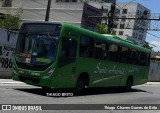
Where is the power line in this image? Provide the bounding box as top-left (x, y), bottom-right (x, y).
top-left (24, 9), bottom-right (59, 21)
top-left (23, 1), bottom-right (59, 21)
top-left (114, 0), bottom-right (132, 10)
top-left (3, 1), bottom-right (81, 24)
top-left (119, 0), bottom-right (136, 9)
top-left (146, 37), bottom-right (160, 44)
top-left (147, 31), bottom-right (160, 39)
top-left (146, 38), bottom-right (160, 44)
top-left (101, 1), bottom-right (111, 9)
top-left (31, 0), bottom-right (81, 20)
top-left (7, 1), bottom-right (58, 21)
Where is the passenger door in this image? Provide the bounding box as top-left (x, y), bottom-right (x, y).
top-left (57, 36), bottom-right (77, 88)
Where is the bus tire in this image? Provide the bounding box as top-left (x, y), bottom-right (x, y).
top-left (125, 77), bottom-right (133, 91)
top-left (74, 77), bottom-right (85, 95)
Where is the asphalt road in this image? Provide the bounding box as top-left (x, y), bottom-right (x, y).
top-left (0, 79), bottom-right (160, 113)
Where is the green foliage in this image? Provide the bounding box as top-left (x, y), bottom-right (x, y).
top-left (96, 23), bottom-right (107, 34)
top-left (143, 42), bottom-right (153, 49)
top-left (111, 30), bottom-right (116, 35)
top-left (96, 23), bottom-right (117, 35)
top-left (0, 8), bottom-right (23, 30)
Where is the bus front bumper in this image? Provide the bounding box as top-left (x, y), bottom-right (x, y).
top-left (12, 71), bottom-right (57, 88)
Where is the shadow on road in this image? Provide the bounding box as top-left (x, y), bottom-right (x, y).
top-left (14, 87), bottom-right (149, 97)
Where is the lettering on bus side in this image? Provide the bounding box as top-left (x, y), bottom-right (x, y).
top-left (128, 67), bottom-right (139, 73)
top-left (94, 63), bottom-right (125, 75)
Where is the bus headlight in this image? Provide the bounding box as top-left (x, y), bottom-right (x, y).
top-left (44, 69), bottom-right (55, 78)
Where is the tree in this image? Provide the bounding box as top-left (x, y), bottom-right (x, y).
top-left (143, 42), bottom-right (153, 50)
top-left (110, 30), bottom-right (116, 35)
top-left (96, 23), bottom-right (107, 34)
top-left (0, 8), bottom-right (23, 30)
top-left (96, 23), bottom-right (116, 35)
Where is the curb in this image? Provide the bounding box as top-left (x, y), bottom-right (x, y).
top-left (0, 76), bottom-right (12, 79)
top-left (0, 81), bottom-right (23, 84)
top-left (0, 73), bottom-right (12, 79)
top-left (146, 82), bottom-right (160, 85)
top-left (0, 79), bottom-right (23, 84)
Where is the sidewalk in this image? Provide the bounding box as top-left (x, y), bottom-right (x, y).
top-left (146, 82), bottom-right (160, 85)
top-left (0, 79), bottom-right (160, 85)
top-left (0, 79), bottom-right (23, 84)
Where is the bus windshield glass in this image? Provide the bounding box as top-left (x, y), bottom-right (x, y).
top-left (16, 23), bottom-right (61, 65)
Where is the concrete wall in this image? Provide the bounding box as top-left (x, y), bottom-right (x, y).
top-left (148, 60), bottom-right (160, 82)
top-left (0, 29), bottom-right (18, 78)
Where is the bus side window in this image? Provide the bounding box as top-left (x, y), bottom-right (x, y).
top-left (139, 52), bottom-right (147, 66)
top-left (105, 42), bottom-right (109, 60)
top-left (120, 46), bottom-right (129, 63)
top-left (80, 36), bottom-right (94, 58)
top-left (129, 49), bottom-right (139, 65)
top-left (93, 39), bottom-right (107, 60)
top-left (59, 37), bottom-right (77, 67)
top-left (107, 43), bottom-right (118, 61)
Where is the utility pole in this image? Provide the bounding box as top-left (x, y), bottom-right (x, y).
top-left (88, 1), bottom-right (160, 31)
top-left (45, 0), bottom-right (51, 21)
top-left (107, 0), bottom-right (116, 34)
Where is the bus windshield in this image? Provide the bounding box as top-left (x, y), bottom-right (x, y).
top-left (16, 23), bottom-right (61, 66)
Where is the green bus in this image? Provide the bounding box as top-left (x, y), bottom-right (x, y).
top-left (12, 22), bottom-right (151, 94)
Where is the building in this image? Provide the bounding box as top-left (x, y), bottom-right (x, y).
top-left (0, 0), bottom-right (150, 46)
top-left (114, 2), bottom-right (151, 46)
top-left (151, 51), bottom-right (160, 59)
top-left (86, 2), bottom-right (151, 46)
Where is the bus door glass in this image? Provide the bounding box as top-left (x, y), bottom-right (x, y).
top-left (58, 37), bottom-right (77, 67)
top-left (57, 36), bottom-right (78, 88)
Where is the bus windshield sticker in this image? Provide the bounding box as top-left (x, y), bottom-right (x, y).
top-left (36, 58), bottom-right (50, 63)
top-left (32, 52), bottom-right (37, 56)
top-left (25, 58), bottom-right (31, 63)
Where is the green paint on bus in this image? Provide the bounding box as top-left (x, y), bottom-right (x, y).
top-left (12, 22), bottom-right (151, 93)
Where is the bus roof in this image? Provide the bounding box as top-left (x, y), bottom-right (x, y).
top-left (21, 21), bottom-right (151, 53)
top-left (62, 22), bottom-right (151, 54)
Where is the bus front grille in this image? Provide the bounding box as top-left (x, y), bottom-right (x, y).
top-left (18, 75), bottom-right (40, 84)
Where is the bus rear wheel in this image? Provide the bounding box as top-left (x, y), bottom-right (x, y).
top-left (74, 78), bottom-right (85, 95)
top-left (125, 77), bottom-right (133, 91)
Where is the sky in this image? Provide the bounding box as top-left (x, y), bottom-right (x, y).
top-left (117, 0), bottom-right (160, 51)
